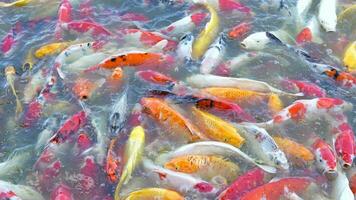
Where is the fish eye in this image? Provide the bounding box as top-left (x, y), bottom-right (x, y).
top-left (180, 34), bottom-right (188, 41)
top-left (256, 40), bottom-right (260, 43)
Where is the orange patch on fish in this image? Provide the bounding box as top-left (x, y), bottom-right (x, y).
top-left (273, 136), bottom-right (314, 162)
top-left (72, 78), bottom-right (97, 100)
top-left (288, 102), bottom-right (306, 121)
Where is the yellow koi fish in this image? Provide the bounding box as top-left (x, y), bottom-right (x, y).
top-left (0, 0), bottom-right (31, 7)
top-left (192, 107), bottom-right (245, 148)
top-left (201, 87), bottom-right (267, 102)
top-left (5, 66), bottom-right (22, 117)
top-left (192, 3), bottom-right (219, 60)
top-left (273, 136), bottom-right (314, 162)
top-left (22, 48), bottom-right (35, 72)
top-left (164, 155), bottom-right (239, 183)
top-left (114, 126), bottom-right (145, 200)
top-left (343, 41), bottom-right (356, 73)
top-left (267, 93), bottom-right (284, 114)
top-left (34, 41), bottom-right (71, 59)
top-left (124, 188), bottom-right (184, 200)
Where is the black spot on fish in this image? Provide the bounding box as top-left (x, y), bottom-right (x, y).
top-left (266, 32), bottom-right (283, 45)
top-left (111, 58), bottom-right (117, 62)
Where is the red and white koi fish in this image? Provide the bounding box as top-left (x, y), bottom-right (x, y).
top-left (228, 22), bottom-right (251, 40)
top-left (49, 111), bottom-right (87, 145)
top-left (62, 21), bottom-right (112, 37)
top-left (50, 184), bottom-right (74, 200)
top-left (200, 34), bottom-right (226, 74)
top-left (264, 98), bottom-right (352, 126)
top-left (23, 68), bottom-right (49, 103)
top-left (296, 16), bottom-right (322, 44)
top-left (0, 180), bottom-right (45, 200)
top-left (238, 177), bottom-right (314, 200)
top-left (143, 158), bottom-right (219, 196)
top-left (22, 99), bottom-right (45, 127)
top-left (160, 12), bottom-right (208, 38)
top-left (327, 114), bottom-right (355, 169)
top-left (280, 79), bottom-right (326, 97)
top-left (55, 0), bottom-right (72, 39)
top-left (217, 168), bottom-right (271, 200)
top-left (311, 137), bottom-right (337, 179)
top-left (117, 29), bottom-right (177, 51)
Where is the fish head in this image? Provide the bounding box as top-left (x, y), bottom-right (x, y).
top-left (313, 141), bottom-right (337, 179)
top-left (335, 130), bottom-right (355, 169)
top-left (50, 184), bottom-right (74, 200)
top-left (268, 150), bottom-right (289, 170)
top-left (164, 157), bottom-right (198, 173)
top-left (178, 33), bottom-right (194, 46)
top-left (319, 16), bottom-right (336, 32)
top-left (240, 32), bottom-right (269, 50)
top-left (296, 27), bottom-right (312, 44)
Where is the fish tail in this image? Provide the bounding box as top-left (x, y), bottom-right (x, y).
top-left (15, 96), bottom-right (23, 117)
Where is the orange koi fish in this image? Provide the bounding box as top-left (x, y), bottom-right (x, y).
top-left (140, 97), bottom-right (206, 142)
top-left (97, 52), bottom-right (174, 69)
top-left (164, 155), bottom-right (239, 183)
top-left (273, 136), bottom-right (314, 162)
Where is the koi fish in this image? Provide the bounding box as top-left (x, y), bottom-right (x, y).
top-left (0, 0), bottom-right (31, 7)
top-left (62, 21), bottom-right (112, 37)
top-left (164, 154), bottom-right (240, 183)
top-left (109, 86), bottom-right (129, 135)
top-left (55, 0), bottom-right (72, 39)
top-left (318, 0), bottom-right (337, 32)
top-left (160, 12), bottom-right (208, 38)
top-left (0, 180), bottom-right (44, 200)
top-left (143, 158), bottom-right (219, 196)
top-left (124, 188), bottom-right (184, 200)
top-left (23, 69), bottom-right (48, 103)
top-left (35, 42), bottom-right (71, 59)
top-left (192, 107), bottom-right (245, 148)
top-left (21, 48), bottom-right (35, 82)
top-left (192, 3), bottom-right (219, 60)
top-left (312, 138), bottom-right (337, 179)
top-left (200, 34), bottom-right (226, 74)
top-left (117, 29), bottom-right (177, 51)
top-left (228, 22), bottom-right (251, 40)
top-left (265, 98), bottom-right (352, 126)
top-left (22, 99), bottom-right (44, 127)
top-left (49, 111), bottom-right (87, 145)
top-left (140, 97), bottom-right (207, 141)
top-left (235, 123), bottom-right (289, 170)
top-left (348, 168), bottom-right (356, 194)
top-left (217, 168), bottom-right (270, 200)
top-left (50, 184), bottom-right (74, 200)
top-left (105, 138), bottom-right (121, 183)
top-left (97, 51), bottom-right (174, 70)
top-left (176, 33), bottom-right (194, 63)
top-left (240, 30), bottom-right (294, 50)
top-left (267, 93), bottom-right (283, 114)
top-left (114, 126), bottom-right (145, 200)
top-left (5, 66), bottom-right (22, 117)
top-left (343, 41), bottom-right (356, 73)
top-left (72, 78), bottom-right (105, 100)
top-left (155, 141), bottom-right (277, 173)
top-left (201, 87), bottom-right (267, 103)
top-left (272, 136), bottom-right (314, 162)
top-left (136, 70), bottom-right (177, 86)
top-left (280, 79), bottom-right (326, 97)
top-left (187, 74), bottom-right (302, 96)
top-left (320, 67), bottom-right (356, 91)
top-left (296, 16), bottom-right (322, 44)
top-left (1, 28), bottom-right (15, 55)
top-left (239, 177), bottom-right (313, 200)
top-left (0, 190), bottom-right (21, 200)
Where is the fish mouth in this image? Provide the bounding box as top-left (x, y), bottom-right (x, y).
top-left (324, 170), bottom-right (338, 180)
top-left (342, 162), bottom-right (352, 169)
